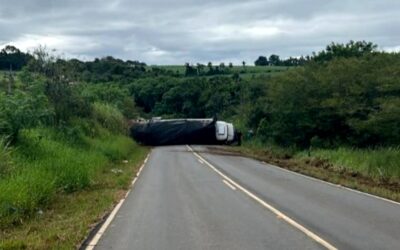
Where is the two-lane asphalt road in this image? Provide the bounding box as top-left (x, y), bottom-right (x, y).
top-left (90, 145), bottom-right (400, 250)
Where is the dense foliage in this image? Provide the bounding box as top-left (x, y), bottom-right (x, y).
top-left (183, 62), bottom-right (237, 76)
top-left (0, 45), bottom-right (32, 71)
top-left (1, 40), bottom-right (399, 150)
top-left (1, 41), bottom-right (399, 228)
top-left (0, 47), bottom-right (143, 227)
top-left (129, 54), bottom-right (400, 148)
top-left (251, 53), bottom-right (400, 147)
top-left (255, 54), bottom-right (309, 66)
top-left (129, 76), bottom-right (242, 118)
top-left (254, 40), bottom-right (378, 66)
top-left (312, 40), bottom-right (378, 63)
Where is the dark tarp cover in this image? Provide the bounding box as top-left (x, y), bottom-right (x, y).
top-left (130, 118), bottom-right (219, 146)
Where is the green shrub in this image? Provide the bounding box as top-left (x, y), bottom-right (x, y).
top-left (45, 80), bottom-right (91, 124)
top-left (79, 83), bottom-right (136, 116)
top-left (310, 136), bottom-right (325, 148)
top-left (256, 118), bottom-right (270, 141)
top-left (92, 102), bottom-right (126, 134)
top-left (0, 90), bottom-right (52, 142)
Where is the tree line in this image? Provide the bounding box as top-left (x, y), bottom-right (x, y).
top-left (130, 41), bottom-right (400, 148)
top-left (1, 40), bottom-right (399, 149)
top-left (254, 40), bottom-right (378, 66)
top-left (184, 62), bottom-right (239, 76)
top-left (255, 54), bottom-right (309, 66)
top-left (252, 52), bottom-right (400, 147)
top-left (0, 45), bottom-right (32, 70)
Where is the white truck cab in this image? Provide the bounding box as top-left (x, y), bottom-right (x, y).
top-left (216, 121), bottom-right (235, 143)
top-left (227, 123), bottom-right (235, 142)
top-left (216, 121), bottom-right (228, 141)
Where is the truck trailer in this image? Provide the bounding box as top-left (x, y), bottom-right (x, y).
top-left (130, 117), bottom-right (240, 146)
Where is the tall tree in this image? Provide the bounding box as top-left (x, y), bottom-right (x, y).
top-left (312, 40), bottom-right (378, 63)
top-left (196, 63), bottom-right (205, 75)
top-left (0, 45), bottom-right (32, 70)
top-left (254, 56), bottom-right (269, 66)
top-left (268, 54), bottom-right (280, 66)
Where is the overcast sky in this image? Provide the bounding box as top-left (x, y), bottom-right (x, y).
top-left (1, 0), bottom-right (399, 65)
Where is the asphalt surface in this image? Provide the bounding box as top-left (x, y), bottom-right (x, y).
top-left (93, 145), bottom-right (400, 250)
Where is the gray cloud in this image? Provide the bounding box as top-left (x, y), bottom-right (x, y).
top-left (0, 0), bottom-right (399, 64)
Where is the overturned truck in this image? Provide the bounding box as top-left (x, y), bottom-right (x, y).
top-left (130, 117), bottom-right (240, 146)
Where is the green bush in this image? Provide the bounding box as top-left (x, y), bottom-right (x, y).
top-left (256, 118), bottom-right (270, 141)
top-left (92, 102), bottom-right (126, 134)
top-left (310, 136), bottom-right (325, 148)
top-left (45, 80), bottom-right (91, 124)
top-left (0, 90), bottom-right (52, 142)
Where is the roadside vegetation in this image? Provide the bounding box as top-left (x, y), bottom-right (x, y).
top-left (0, 136), bottom-right (147, 249)
top-left (297, 147), bottom-right (400, 181)
top-left (0, 40), bottom-right (399, 246)
top-left (131, 41), bottom-right (400, 200)
top-left (0, 47), bottom-right (149, 248)
top-left (217, 142), bottom-right (400, 202)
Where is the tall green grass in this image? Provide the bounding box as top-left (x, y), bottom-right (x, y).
top-left (242, 139), bottom-right (400, 182)
top-left (0, 121), bottom-right (137, 227)
top-left (92, 102), bottom-right (127, 134)
top-left (297, 147), bottom-right (400, 181)
top-left (0, 137), bottom-right (12, 177)
top-left (242, 138), bottom-right (298, 158)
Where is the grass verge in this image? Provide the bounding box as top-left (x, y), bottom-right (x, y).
top-left (209, 143), bottom-right (400, 202)
top-left (0, 126), bottom-right (149, 249)
top-left (296, 147), bottom-right (400, 182)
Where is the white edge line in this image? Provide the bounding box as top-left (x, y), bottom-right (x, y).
top-left (260, 161), bottom-right (400, 206)
top-left (85, 151), bottom-right (151, 250)
top-left (186, 144), bottom-right (193, 151)
top-left (86, 199), bottom-right (125, 249)
top-left (188, 145), bottom-right (337, 250)
top-left (198, 159), bottom-right (204, 164)
top-left (223, 179), bottom-right (237, 190)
